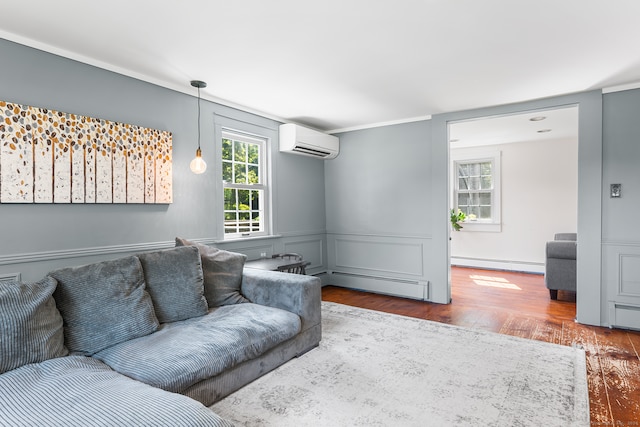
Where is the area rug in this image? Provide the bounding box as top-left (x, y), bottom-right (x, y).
top-left (211, 302), bottom-right (589, 426)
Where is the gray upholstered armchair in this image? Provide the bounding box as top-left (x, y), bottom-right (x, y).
top-left (544, 233), bottom-right (577, 300)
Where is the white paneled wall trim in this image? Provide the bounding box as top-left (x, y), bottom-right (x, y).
top-left (326, 233), bottom-right (431, 300)
top-left (602, 241), bottom-right (640, 329)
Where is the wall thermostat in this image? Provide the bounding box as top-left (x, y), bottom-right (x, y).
top-left (610, 184), bottom-right (621, 198)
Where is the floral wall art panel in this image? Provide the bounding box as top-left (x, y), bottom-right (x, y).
top-left (0, 100), bottom-right (173, 204)
top-left (154, 128), bottom-right (173, 204)
top-left (126, 124), bottom-right (145, 204)
top-left (0, 102), bottom-right (31, 202)
top-left (32, 107), bottom-right (53, 203)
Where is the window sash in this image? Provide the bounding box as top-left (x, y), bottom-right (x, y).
top-left (222, 130), bottom-right (268, 238)
top-left (455, 159), bottom-right (495, 222)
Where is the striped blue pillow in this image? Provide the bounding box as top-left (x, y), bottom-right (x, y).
top-left (137, 246), bottom-right (208, 323)
top-left (0, 277), bottom-right (68, 374)
top-left (49, 256), bottom-right (159, 355)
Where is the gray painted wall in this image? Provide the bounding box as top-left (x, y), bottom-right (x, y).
top-left (602, 88), bottom-right (640, 329)
top-left (325, 121), bottom-right (433, 300)
top-left (0, 39), bottom-right (327, 282)
top-left (326, 92), bottom-right (604, 325)
top-left (434, 91), bottom-right (603, 324)
top-left (3, 37), bottom-right (639, 329)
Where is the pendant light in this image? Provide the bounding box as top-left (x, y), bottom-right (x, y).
top-left (189, 80), bottom-right (207, 174)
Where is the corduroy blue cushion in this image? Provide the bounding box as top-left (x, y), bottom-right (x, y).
top-left (176, 237), bottom-right (249, 306)
top-left (0, 355), bottom-right (234, 427)
top-left (94, 303), bottom-right (301, 393)
top-left (0, 277), bottom-right (68, 374)
top-left (49, 256), bottom-right (159, 356)
top-left (137, 246), bottom-right (208, 323)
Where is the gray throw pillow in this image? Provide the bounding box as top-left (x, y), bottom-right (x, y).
top-left (49, 256), bottom-right (159, 355)
top-left (175, 237), bottom-right (249, 306)
top-left (0, 276), bottom-right (68, 374)
top-left (137, 246), bottom-right (208, 323)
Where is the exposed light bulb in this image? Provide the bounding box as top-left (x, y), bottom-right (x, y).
top-left (190, 148), bottom-right (207, 174)
top-left (190, 80), bottom-right (207, 175)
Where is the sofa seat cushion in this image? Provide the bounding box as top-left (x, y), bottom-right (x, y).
top-left (94, 303), bottom-right (301, 393)
top-left (0, 355), bottom-right (233, 427)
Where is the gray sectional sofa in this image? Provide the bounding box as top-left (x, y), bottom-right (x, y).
top-left (0, 239), bottom-right (322, 426)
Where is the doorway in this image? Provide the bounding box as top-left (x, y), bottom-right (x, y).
top-left (430, 91), bottom-right (603, 326)
top-left (447, 107), bottom-right (579, 280)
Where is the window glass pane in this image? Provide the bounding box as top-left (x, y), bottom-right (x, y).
top-left (479, 192), bottom-right (491, 205)
top-left (234, 140), bottom-right (247, 162)
top-left (234, 164), bottom-right (247, 184)
top-left (469, 193), bottom-right (479, 206)
top-left (238, 189), bottom-right (250, 209)
top-left (481, 162), bottom-right (492, 175)
top-left (458, 193), bottom-right (469, 206)
top-left (222, 138), bottom-right (232, 161)
top-left (468, 206), bottom-right (479, 218)
top-left (458, 177), bottom-right (468, 190)
top-left (224, 211), bottom-right (237, 234)
top-left (248, 144), bottom-right (259, 164)
top-left (479, 206), bottom-right (491, 219)
top-left (222, 161), bottom-right (232, 182)
top-left (224, 188), bottom-right (236, 210)
top-left (469, 177), bottom-right (480, 190)
top-left (481, 176), bottom-right (492, 189)
top-left (457, 164), bottom-right (469, 177)
top-left (238, 211), bottom-right (250, 233)
top-left (251, 190), bottom-right (260, 210)
top-left (248, 165), bottom-right (259, 184)
top-left (469, 163), bottom-right (480, 176)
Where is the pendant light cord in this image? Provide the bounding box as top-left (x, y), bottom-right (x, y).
top-left (197, 86), bottom-right (201, 151)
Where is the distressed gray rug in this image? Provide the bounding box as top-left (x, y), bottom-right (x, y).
top-left (211, 302), bottom-right (589, 426)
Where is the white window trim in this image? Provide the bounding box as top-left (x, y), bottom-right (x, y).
top-left (222, 128), bottom-right (271, 240)
top-left (450, 148), bottom-right (501, 232)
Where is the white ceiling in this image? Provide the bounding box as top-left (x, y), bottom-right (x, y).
top-left (449, 106), bottom-right (579, 148)
top-left (1, 1), bottom-right (639, 133)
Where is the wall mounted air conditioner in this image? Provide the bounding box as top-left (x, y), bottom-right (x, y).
top-left (279, 123), bottom-right (339, 159)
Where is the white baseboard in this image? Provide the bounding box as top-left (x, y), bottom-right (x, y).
top-left (451, 257), bottom-right (544, 274)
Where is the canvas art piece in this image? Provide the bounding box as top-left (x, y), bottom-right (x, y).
top-left (0, 100), bottom-right (172, 204)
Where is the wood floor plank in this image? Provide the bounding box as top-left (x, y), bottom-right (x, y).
top-left (561, 322), bottom-right (613, 424)
top-left (322, 266), bottom-right (640, 424)
top-left (594, 329), bottom-right (640, 423)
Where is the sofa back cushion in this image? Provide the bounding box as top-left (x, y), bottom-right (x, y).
top-left (49, 256), bottom-right (158, 355)
top-left (137, 246), bottom-right (208, 323)
top-left (0, 277), bottom-right (68, 374)
top-left (176, 237), bottom-right (249, 306)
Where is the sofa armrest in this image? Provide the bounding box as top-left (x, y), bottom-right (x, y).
top-left (546, 240), bottom-right (577, 260)
top-left (241, 268), bottom-right (321, 332)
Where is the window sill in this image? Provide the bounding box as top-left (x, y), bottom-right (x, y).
top-left (457, 222), bottom-right (501, 233)
top-left (217, 234), bottom-right (282, 243)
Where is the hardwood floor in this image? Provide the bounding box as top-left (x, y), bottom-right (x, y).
top-left (321, 266), bottom-right (640, 425)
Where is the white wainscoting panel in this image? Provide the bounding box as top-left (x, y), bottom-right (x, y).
top-left (327, 234), bottom-right (429, 300)
top-left (333, 236), bottom-right (423, 277)
top-left (284, 238), bottom-right (324, 270)
top-left (603, 242), bottom-right (640, 329)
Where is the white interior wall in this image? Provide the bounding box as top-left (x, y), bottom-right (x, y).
top-left (450, 137), bottom-right (578, 272)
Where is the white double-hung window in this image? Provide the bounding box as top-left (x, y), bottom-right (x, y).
top-left (222, 130), bottom-right (269, 238)
top-left (451, 149), bottom-right (501, 232)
